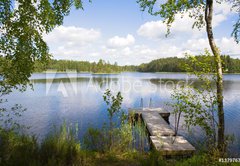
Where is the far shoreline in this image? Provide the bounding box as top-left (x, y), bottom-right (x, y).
top-left (32, 71), bottom-right (240, 75)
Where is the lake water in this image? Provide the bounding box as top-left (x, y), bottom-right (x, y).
top-left (2, 72), bottom-right (240, 155)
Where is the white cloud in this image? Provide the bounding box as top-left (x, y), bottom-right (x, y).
top-left (42, 1), bottom-right (239, 66)
top-left (214, 1), bottom-right (233, 15)
top-left (183, 37), bottom-right (240, 56)
top-left (14, 1), bottom-right (19, 10)
top-left (100, 44), bottom-right (185, 65)
top-left (100, 45), bottom-right (158, 65)
top-left (46, 35), bottom-right (240, 66)
top-left (44, 26), bottom-right (101, 45)
top-left (218, 37), bottom-right (240, 55)
top-left (137, 13), bottom-right (206, 40)
top-left (43, 25), bottom-right (101, 60)
top-left (137, 1), bottom-right (233, 40)
top-left (137, 20), bottom-right (167, 39)
top-left (134, 1), bottom-right (239, 64)
top-left (213, 14), bottom-right (227, 27)
top-left (107, 34), bottom-right (135, 48)
top-left (110, 36), bottom-right (239, 65)
top-left (212, 1), bottom-right (233, 27)
top-left (184, 38), bottom-right (210, 53)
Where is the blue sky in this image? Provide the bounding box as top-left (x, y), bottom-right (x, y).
top-left (64, 0), bottom-right (155, 35)
top-left (43, 0), bottom-right (240, 65)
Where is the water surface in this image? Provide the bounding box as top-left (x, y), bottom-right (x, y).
top-left (3, 72), bottom-right (240, 155)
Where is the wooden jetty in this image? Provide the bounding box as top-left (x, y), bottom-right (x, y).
top-left (129, 108), bottom-right (195, 156)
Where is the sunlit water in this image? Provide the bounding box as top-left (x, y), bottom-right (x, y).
top-left (2, 72), bottom-right (240, 155)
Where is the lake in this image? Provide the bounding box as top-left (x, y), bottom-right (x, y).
top-left (2, 72), bottom-right (240, 155)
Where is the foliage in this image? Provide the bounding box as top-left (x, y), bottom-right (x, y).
top-left (34, 56), bottom-right (240, 74)
top-left (0, 102), bottom-right (27, 131)
top-left (0, 0), bottom-right (90, 137)
top-left (0, 95), bottom-right (28, 134)
top-left (34, 59), bottom-right (137, 73)
top-left (39, 121), bottom-right (86, 166)
top-left (0, 128), bottom-right (39, 166)
top-left (137, 0), bottom-right (239, 41)
top-left (169, 50), bottom-right (219, 148)
top-left (137, 0), bottom-right (240, 153)
top-left (138, 57), bottom-right (186, 72)
top-left (84, 90), bottom-right (150, 156)
top-left (83, 127), bottom-right (106, 152)
top-left (84, 89), bottom-right (133, 153)
top-left (174, 153), bottom-right (219, 166)
top-left (83, 123), bottom-right (135, 154)
top-left (0, 121), bottom-right (237, 166)
top-left (131, 118), bottom-right (150, 153)
top-left (0, 122), bottom-right (93, 166)
top-left (103, 89), bottom-right (124, 126)
top-left (137, 55), bottom-right (240, 73)
top-left (0, 0), bottom-right (89, 95)
top-left (231, 0), bottom-right (240, 43)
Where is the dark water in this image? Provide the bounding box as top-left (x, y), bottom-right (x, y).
top-left (3, 72), bottom-right (240, 155)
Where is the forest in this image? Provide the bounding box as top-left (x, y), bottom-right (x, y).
top-left (34, 55), bottom-right (240, 73)
top-left (138, 55), bottom-right (240, 73)
top-left (34, 59), bottom-right (136, 73)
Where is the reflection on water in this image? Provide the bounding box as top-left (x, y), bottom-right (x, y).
top-left (3, 72), bottom-right (240, 155)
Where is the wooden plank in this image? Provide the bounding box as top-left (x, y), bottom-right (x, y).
top-left (142, 112), bottom-right (175, 136)
top-left (145, 108), bottom-right (170, 119)
top-left (150, 136), bottom-right (195, 156)
top-left (128, 108), bottom-right (170, 121)
top-left (128, 107), bottom-right (195, 156)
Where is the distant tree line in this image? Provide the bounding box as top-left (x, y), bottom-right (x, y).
top-left (34, 59), bottom-right (136, 73)
top-left (33, 55), bottom-right (240, 73)
top-left (138, 57), bottom-right (186, 72)
top-left (138, 55), bottom-right (240, 73)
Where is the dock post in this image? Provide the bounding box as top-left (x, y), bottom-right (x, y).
top-left (149, 98), bottom-right (153, 108)
top-left (140, 98), bottom-right (143, 109)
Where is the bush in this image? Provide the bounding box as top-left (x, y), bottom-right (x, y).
top-left (0, 123), bottom-right (94, 166)
top-left (83, 123), bottom-right (133, 154)
top-left (40, 122), bottom-right (82, 166)
top-left (83, 127), bottom-right (106, 152)
top-left (0, 129), bottom-right (39, 166)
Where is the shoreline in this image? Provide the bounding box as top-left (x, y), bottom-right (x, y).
top-left (32, 71), bottom-right (240, 75)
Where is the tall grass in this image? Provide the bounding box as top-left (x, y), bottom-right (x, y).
top-left (0, 122), bottom-right (93, 166)
top-left (131, 116), bottom-right (150, 152)
top-left (0, 122), bottom-right (238, 166)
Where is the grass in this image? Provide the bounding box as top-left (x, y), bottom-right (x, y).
top-left (1, 121), bottom-right (238, 166)
top-left (0, 123), bottom-right (94, 166)
top-left (0, 111), bottom-right (238, 166)
top-left (0, 113), bottom-right (239, 166)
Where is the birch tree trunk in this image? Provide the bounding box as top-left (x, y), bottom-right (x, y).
top-left (205, 0), bottom-right (225, 153)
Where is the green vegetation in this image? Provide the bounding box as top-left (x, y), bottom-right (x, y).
top-left (138, 57), bottom-right (186, 72)
top-left (169, 51), bottom-right (238, 159)
top-left (34, 59), bottom-right (136, 73)
top-left (33, 55), bottom-right (240, 73)
top-left (137, 0), bottom-right (239, 154)
top-left (138, 55), bottom-right (240, 73)
top-left (83, 89), bottom-right (133, 153)
top-left (0, 120), bottom-right (237, 166)
top-left (0, 123), bottom-right (94, 166)
top-left (170, 51), bottom-right (219, 149)
top-left (0, 0), bottom-right (88, 91)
